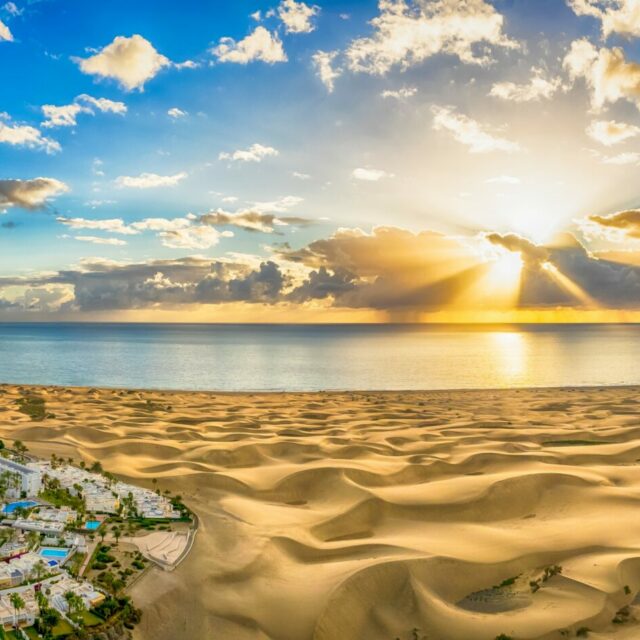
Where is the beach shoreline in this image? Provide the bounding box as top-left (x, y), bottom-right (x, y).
top-left (2, 384), bottom-right (640, 639)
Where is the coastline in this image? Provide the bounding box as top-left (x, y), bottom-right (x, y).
top-left (2, 384), bottom-right (640, 639)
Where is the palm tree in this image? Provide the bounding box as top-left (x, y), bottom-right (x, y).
top-left (64, 591), bottom-right (86, 623)
top-left (9, 592), bottom-right (25, 628)
top-left (35, 589), bottom-right (47, 613)
top-left (112, 526), bottom-right (121, 545)
top-left (32, 559), bottom-right (47, 582)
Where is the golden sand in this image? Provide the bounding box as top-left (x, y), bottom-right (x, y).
top-left (1, 384), bottom-right (640, 639)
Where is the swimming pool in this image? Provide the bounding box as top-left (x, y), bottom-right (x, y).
top-left (84, 520), bottom-right (101, 530)
top-left (2, 500), bottom-right (38, 514)
top-left (39, 547), bottom-right (69, 560)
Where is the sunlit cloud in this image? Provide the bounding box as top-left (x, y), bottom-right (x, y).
top-left (75, 35), bottom-right (171, 91)
top-left (345, 0), bottom-right (518, 75)
top-left (586, 119), bottom-right (640, 145)
top-left (0, 119), bottom-right (60, 153)
top-left (381, 86), bottom-right (417, 100)
top-left (568, 0), bottom-right (640, 38)
top-left (351, 167), bottom-right (394, 181)
top-left (312, 50), bottom-right (341, 92)
top-left (586, 209), bottom-right (640, 239)
top-left (278, 0), bottom-right (319, 34)
top-left (115, 172), bottom-right (187, 188)
top-left (56, 216), bottom-right (139, 235)
top-left (489, 67), bottom-right (562, 102)
top-left (219, 143), bottom-right (279, 163)
top-left (564, 38), bottom-right (640, 111)
top-left (167, 107), bottom-right (187, 119)
top-left (0, 18), bottom-right (12, 41)
top-left (42, 94), bottom-right (126, 128)
top-left (74, 235), bottom-right (127, 246)
top-left (212, 27), bottom-right (286, 64)
top-left (431, 105), bottom-right (521, 153)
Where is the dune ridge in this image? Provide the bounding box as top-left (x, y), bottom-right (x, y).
top-left (2, 385), bottom-right (640, 638)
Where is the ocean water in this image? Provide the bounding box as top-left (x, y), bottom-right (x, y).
top-left (0, 323), bottom-right (638, 391)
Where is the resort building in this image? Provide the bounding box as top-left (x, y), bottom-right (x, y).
top-left (0, 540), bottom-right (29, 561)
top-left (47, 576), bottom-right (106, 612)
top-left (0, 589), bottom-right (38, 628)
top-left (0, 459), bottom-right (41, 497)
top-left (0, 552), bottom-right (53, 589)
top-left (13, 518), bottom-right (65, 536)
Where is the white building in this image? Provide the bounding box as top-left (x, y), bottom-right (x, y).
top-left (0, 459), bottom-right (41, 497)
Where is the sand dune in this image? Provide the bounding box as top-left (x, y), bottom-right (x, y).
top-left (2, 385), bottom-right (640, 639)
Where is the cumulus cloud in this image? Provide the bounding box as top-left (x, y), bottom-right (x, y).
top-left (115, 172), bottom-right (187, 188)
top-left (351, 167), bottom-right (394, 181)
top-left (167, 107), bottom-right (187, 118)
top-left (484, 232), bottom-right (550, 266)
top-left (56, 216), bottom-right (139, 235)
top-left (278, 0), bottom-right (319, 33)
top-left (75, 35), bottom-right (171, 91)
top-left (199, 206), bottom-right (312, 233)
top-left (345, 0), bottom-right (518, 75)
top-left (42, 94), bottom-right (126, 128)
top-left (590, 148), bottom-right (640, 164)
top-left (381, 86), bottom-right (418, 99)
top-left (489, 67), bottom-right (563, 102)
top-left (74, 235), bottom-right (127, 246)
top-left (219, 143), bottom-right (279, 163)
top-left (0, 178), bottom-right (69, 210)
top-left (568, 0), bottom-right (640, 38)
top-left (0, 18), bottom-right (12, 41)
top-left (312, 50), bottom-right (341, 92)
top-left (586, 119), bottom-right (640, 145)
top-left (212, 27), bottom-right (286, 64)
top-left (564, 38), bottom-right (640, 111)
top-left (586, 209), bottom-right (640, 240)
top-left (431, 105), bottom-right (521, 153)
top-left (157, 226), bottom-right (230, 250)
top-left (0, 120), bottom-right (60, 153)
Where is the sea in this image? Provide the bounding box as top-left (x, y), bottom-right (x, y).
top-left (0, 323), bottom-right (638, 392)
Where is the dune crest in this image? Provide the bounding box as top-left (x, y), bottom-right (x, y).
top-left (2, 385), bottom-right (640, 638)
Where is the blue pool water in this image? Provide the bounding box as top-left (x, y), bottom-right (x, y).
top-left (84, 520), bottom-right (101, 530)
top-left (3, 500), bottom-right (38, 514)
top-left (39, 547), bottom-right (69, 559)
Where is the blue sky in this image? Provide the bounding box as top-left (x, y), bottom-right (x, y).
top-left (2, 0), bottom-right (640, 321)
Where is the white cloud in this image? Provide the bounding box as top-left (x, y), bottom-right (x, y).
top-left (41, 94), bottom-right (126, 128)
top-left (129, 217), bottom-right (191, 232)
top-left (41, 103), bottom-right (88, 128)
top-left (77, 95), bottom-right (127, 114)
top-left (0, 120), bottom-right (60, 153)
top-left (587, 119), bottom-right (640, 145)
top-left (74, 235), bottom-right (127, 246)
top-left (115, 172), bottom-right (187, 189)
top-left (250, 195), bottom-right (303, 213)
top-left (56, 216), bottom-right (139, 235)
top-left (0, 178), bottom-right (69, 210)
top-left (431, 105), bottom-right (521, 153)
top-left (486, 175), bottom-right (521, 184)
top-left (293, 171), bottom-right (311, 179)
top-left (352, 167), bottom-right (394, 181)
top-left (381, 86), bottom-right (418, 99)
top-left (346, 0), bottom-right (518, 75)
top-left (601, 151), bottom-right (640, 165)
top-left (312, 50), bottom-right (341, 92)
top-left (212, 26), bottom-right (286, 64)
top-left (568, 0), bottom-right (640, 38)
top-left (75, 35), bottom-right (171, 91)
top-left (159, 226), bottom-right (231, 250)
top-left (278, 0), bottom-right (319, 34)
top-left (3, 3), bottom-right (21, 16)
top-left (0, 18), bottom-right (12, 41)
top-left (219, 143), bottom-right (279, 163)
top-left (489, 67), bottom-right (562, 102)
top-left (167, 107), bottom-right (187, 118)
top-left (564, 38), bottom-right (640, 112)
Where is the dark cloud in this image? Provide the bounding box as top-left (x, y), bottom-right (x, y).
top-left (0, 178), bottom-right (68, 210)
top-left (1, 220), bottom-right (17, 229)
top-left (485, 232), bottom-right (550, 266)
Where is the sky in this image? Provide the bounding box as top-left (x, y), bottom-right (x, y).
top-left (2, 0), bottom-right (640, 322)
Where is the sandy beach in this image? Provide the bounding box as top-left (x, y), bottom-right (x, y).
top-left (1, 384), bottom-right (640, 639)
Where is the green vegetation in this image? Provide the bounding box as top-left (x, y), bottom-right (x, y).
top-left (494, 575), bottom-right (520, 589)
top-left (613, 605), bottom-right (631, 624)
top-left (51, 618), bottom-right (73, 637)
top-left (576, 628), bottom-right (590, 637)
top-left (39, 485), bottom-right (85, 512)
top-left (16, 395), bottom-right (51, 421)
top-left (495, 635), bottom-right (513, 640)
